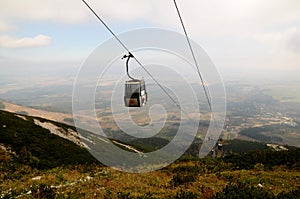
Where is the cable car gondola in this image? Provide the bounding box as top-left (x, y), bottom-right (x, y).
top-left (122, 53), bottom-right (147, 107)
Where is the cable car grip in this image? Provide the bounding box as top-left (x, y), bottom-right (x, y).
top-left (122, 52), bottom-right (137, 81)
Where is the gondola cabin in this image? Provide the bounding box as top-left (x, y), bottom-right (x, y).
top-left (124, 79), bottom-right (147, 107)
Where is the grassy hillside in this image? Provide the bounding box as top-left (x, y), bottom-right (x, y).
top-left (0, 110), bottom-right (299, 198)
top-left (1, 147), bottom-right (299, 198)
top-left (0, 110), bottom-right (97, 170)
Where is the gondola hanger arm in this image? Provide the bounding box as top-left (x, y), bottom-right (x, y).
top-left (122, 53), bottom-right (137, 81)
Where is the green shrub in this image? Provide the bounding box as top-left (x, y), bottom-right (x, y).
top-left (276, 187), bottom-right (300, 199)
top-left (31, 183), bottom-right (56, 199)
top-left (213, 181), bottom-right (274, 199)
top-left (173, 190), bottom-right (198, 199)
top-left (169, 172), bottom-right (196, 187)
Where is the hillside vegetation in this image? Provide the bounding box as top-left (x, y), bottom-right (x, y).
top-left (0, 110), bottom-right (97, 170)
top-left (0, 110), bottom-right (299, 198)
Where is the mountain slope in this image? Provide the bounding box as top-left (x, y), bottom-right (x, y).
top-left (0, 110), bottom-right (97, 169)
top-left (0, 110), bottom-right (299, 198)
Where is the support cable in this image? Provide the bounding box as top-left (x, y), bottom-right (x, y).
top-left (173, 0), bottom-right (214, 118)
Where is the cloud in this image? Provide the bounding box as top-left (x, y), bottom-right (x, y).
top-left (285, 28), bottom-right (300, 53)
top-left (0, 0), bottom-right (299, 70)
top-left (248, 27), bottom-right (300, 70)
top-left (167, 0), bottom-right (300, 38)
top-left (0, 0), bottom-right (156, 25)
top-left (0, 0), bottom-right (299, 37)
top-left (0, 20), bottom-right (15, 32)
top-left (0, 34), bottom-right (52, 48)
top-left (254, 27), bottom-right (300, 54)
top-left (0, 0), bottom-right (90, 24)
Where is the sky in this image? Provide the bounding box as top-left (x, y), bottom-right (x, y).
top-left (0, 0), bottom-right (300, 82)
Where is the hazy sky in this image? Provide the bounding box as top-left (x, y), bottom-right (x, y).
top-left (1, 0), bottom-right (300, 81)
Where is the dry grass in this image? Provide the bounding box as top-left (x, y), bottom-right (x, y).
top-left (1, 159), bottom-right (299, 198)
